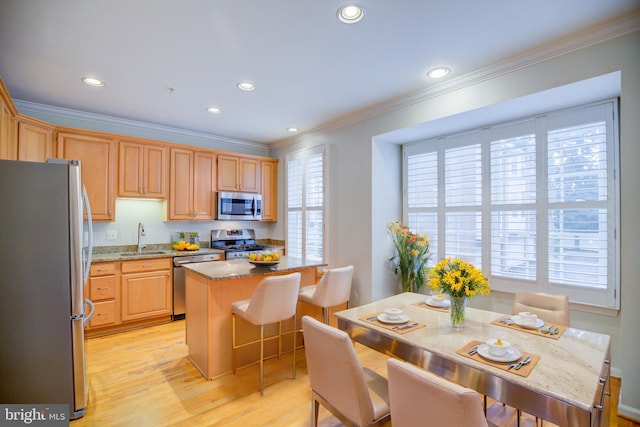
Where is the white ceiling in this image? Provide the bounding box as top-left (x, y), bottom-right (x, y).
top-left (0, 1), bottom-right (638, 145)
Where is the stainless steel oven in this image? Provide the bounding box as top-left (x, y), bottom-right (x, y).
top-left (217, 191), bottom-right (262, 221)
top-left (172, 251), bottom-right (223, 320)
top-left (211, 229), bottom-right (268, 259)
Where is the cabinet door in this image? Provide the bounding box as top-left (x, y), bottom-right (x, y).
top-left (121, 271), bottom-right (172, 321)
top-left (119, 141), bottom-right (168, 198)
top-left (261, 160), bottom-right (278, 221)
top-left (18, 120), bottom-right (55, 162)
top-left (143, 144), bottom-right (168, 198)
top-left (239, 157), bottom-right (260, 192)
top-left (169, 147), bottom-right (194, 220)
top-left (118, 141), bottom-right (143, 197)
top-left (217, 154), bottom-right (239, 191)
top-left (0, 100), bottom-right (17, 160)
top-left (57, 131), bottom-right (116, 221)
top-left (193, 151), bottom-right (216, 220)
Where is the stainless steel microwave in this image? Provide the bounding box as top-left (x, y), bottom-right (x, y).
top-left (217, 192), bottom-right (262, 221)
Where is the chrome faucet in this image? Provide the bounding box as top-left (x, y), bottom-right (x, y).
top-left (137, 222), bottom-right (146, 252)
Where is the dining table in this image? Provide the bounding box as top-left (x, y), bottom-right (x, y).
top-left (334, 292), bottom-right (611, 427)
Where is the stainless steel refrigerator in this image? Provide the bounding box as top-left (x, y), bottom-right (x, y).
top-left (0, 159), bottom-right (94, 419)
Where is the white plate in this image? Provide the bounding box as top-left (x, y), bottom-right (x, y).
top-left (476, 344), bottom-right (521, 362)
top-left (512, 315), bottom-right (544, 329)
top-left (426, 297), bottom-right (450, 308)
top-left (377, 313), bottom-right (410, 324)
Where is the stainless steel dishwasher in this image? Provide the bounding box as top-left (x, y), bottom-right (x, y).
top-left (172, 251), bottom-right (223, 320)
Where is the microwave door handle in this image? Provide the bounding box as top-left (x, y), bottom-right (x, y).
top-left (252, 196), bottom-right (256, 218)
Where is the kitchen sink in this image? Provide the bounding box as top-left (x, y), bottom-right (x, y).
top-left (119, 251), bottom-right (169, 257)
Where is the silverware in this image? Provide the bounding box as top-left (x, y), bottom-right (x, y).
top-left (393, 322), bottom-right (418, 330)
top-left (467, 345), bottom-right (479, 355)
top-left (366, 316), bottom-right (378, 322)
top-left (499, 318), bottom-right (514, 325)
top-left (508, 355), bottom-right (531, 370)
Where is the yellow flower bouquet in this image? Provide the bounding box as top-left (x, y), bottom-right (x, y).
top-left (388, 222), bottom-right (430, 293)
top-left (428, 257), bottom-right (490, 329)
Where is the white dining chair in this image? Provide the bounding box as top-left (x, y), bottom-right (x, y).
top-left (301, 315), bottom-right (390, 427)
top-left (231, 272), bottom-right (301, 395)
top-left (387, 358), bottom-right (489, 427)
top-left (298, 265), bottom-right (354, 324)
top-left (513, 292), bottom-right (570, 326)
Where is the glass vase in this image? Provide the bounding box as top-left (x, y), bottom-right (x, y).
top-left (450, 296), bottom-right (467, 330)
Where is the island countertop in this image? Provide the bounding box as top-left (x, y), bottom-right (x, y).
top-left (182, 256), bottom-right (326, 281)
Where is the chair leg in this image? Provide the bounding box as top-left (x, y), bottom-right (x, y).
top-left (278, 320), bottom-right (282, 358)
top-left (321, 307), bottom-right (328, 324)
top-left (259, 324), bottom-right (264, 396)
top-left (232, 313), bottom-right (237, 374)
top-left (311, 395), bottom-right (320, 427)
top-left (292, 314), bottom-right (296, 379)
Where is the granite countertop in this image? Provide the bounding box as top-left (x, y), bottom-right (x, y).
top-left (182, 256), bottom-right (326, 281)
top-left (91, 247), bottom-right (225, 262)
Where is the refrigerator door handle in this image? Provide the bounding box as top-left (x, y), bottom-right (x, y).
top-left (82, 185), bottom-right (93, 284)
top-left (83, 298), bottom-right (95, 324)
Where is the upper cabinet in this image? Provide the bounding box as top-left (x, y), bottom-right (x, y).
top-left (118, 140), bottom-right (168, 199)
top-left (169, 147), bottom-right (216, 221)
top-left (0, 83), bottom-right (17, 160)
top-left (217, 154), bottom-right (260, 193)
top-left (57, 130), bottom-right (116, 221)
top-left (17, 118), bottom-right (55, 162)
top-left (261, 159), bottom-right (278, 222)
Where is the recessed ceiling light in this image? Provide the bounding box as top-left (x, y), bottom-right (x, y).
top-left (206, 106), bottom-right (221, 114)
top-left (338, 4), bottom-right (364, 24)
top-left (427, 67), bottom-right (450, 79)
top-left (81, 76), bottom-right (104, 87)
top-left (237, 82), bottom-right (255, 91)
top-left (287, 127), bottom-right (299, 133)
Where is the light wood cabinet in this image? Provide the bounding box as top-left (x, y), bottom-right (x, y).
top-left (118, 140), bottom-right (168, 198)
top-left (0, 98), bottom-right (17, 160)
top-left (169, 147), bottom-right (216, 220)
top-left (17, 118), bottom-right (55, 162)
top-left (121, 258), bottom-right (172, 322)
top-left (87, 262), bottom-right (119, 329)
top-left (57, 130), bottom-right (116, 221)
top-left (217, 154), bottom-right (260, 193)
top-left (260, 159), bottom-right (278, 221)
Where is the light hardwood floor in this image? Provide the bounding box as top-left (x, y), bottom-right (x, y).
top-left (71, 320), bottom-right (635, 427)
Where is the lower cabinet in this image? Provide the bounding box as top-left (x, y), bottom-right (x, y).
top-left (121, 258), bottom-right (172, 322)
top-left (86, 258), bottom-right (172, 335)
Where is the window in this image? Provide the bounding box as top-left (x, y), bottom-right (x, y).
top-left (286, 145), bottom-right (325, 261)
top-left (404, 101), bottom-right (619, 310)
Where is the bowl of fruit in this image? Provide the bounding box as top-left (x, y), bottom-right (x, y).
top-left (248, 251), bottom-right (280, 267)
top-left (172, 240), bottom-right (200, 251)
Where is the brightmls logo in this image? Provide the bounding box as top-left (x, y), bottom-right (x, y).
top-left (1, 405), bottom-right (68, 426)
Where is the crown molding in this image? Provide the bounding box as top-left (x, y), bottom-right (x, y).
top-left (13, 99), bottom-right (270, 155)
top-left (270, 11), bottom-right (640, 150)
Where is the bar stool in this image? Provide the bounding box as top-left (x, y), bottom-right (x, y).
top-left (298, 265), bottom-right (354, 324)
top-left (231, 272), bottom-right (301, 395)
top-left (513, 292), bottom-right (569, 326)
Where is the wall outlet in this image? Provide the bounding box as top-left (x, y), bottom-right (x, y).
top-left (106, 230), bottom-right (118, 240)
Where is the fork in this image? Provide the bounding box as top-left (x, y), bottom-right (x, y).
top-left (508, 355), bottom-right (531, 370)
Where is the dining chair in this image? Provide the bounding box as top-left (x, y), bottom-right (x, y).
top-left (511, 291), bottom-right (569, 426)
top-left (512, 292), bottom-right (570, 326)
top-left (301, 315), bottom-right (391, 427)
top-left (387, 358), bottom-right (489, 427)
top-left (298, 265), bottom-right (354, 324)
top-left (231, 272), bottom-right (301, 395)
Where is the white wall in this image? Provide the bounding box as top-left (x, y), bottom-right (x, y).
top-left (272, 31), bottom-right (640, 418)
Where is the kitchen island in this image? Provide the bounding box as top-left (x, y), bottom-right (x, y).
top-left (183, 256), bottom-right (329, 380)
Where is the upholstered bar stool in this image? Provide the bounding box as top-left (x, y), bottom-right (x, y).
top-left (231, 272), bottom-right (301, 395)
top-left (298, 265), bottom-right (354, 324)
top-left (513, 292), bottom-right (570, 326)
top-left (387, 358), bottom-right (489, 427)
top-left (301, 316), bottom-right (390, 427)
